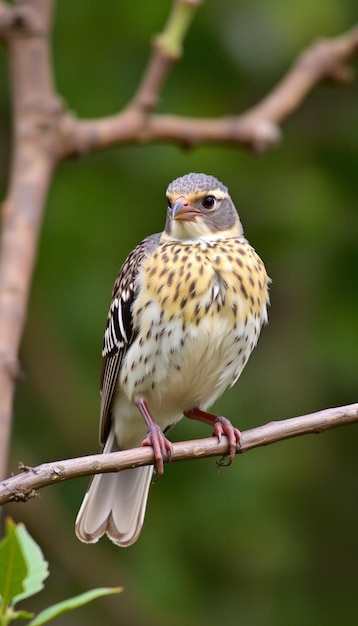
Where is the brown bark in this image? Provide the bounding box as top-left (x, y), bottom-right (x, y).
top-left (0, 403), bottom-right (357, 505)
top-left (0, 0), bottom-right (62, 479)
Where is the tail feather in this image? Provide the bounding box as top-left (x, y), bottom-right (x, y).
top-left (75, 431), bottom-right (153, 547)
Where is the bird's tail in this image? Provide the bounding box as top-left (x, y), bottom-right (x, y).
top-left (75, 430), bottom-right (153, 547)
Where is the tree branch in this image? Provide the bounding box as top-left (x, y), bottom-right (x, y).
top-left (0, 0), bottom-right (62, 480)
top-left (1, 403), bottom-right (357, 506)
top-left (131, 0), bottom-right (202, 112)
top-left (62, 24), bottom-right (358, 155)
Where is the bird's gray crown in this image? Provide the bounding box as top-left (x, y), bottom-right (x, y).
top-left (167, 173), bottom-right (228, 196)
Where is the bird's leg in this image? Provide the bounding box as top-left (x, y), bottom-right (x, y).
top-left (184, 408), bottom-right (241, 465)
top-left (135, 398), bottom-right (173, 476)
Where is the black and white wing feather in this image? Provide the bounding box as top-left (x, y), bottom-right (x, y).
top-left (99, 233), bottom-right (160, 444)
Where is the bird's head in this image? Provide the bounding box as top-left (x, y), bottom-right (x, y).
top-left (163, 173), bottom-right (243, 242)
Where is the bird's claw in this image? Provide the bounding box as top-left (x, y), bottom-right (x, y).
top-left (141, 423), bottom-right (173, 477)
top-left (213, 416), bottom-right (241, 465)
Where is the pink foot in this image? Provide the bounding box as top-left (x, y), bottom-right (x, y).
top-left (141, 423), bottom-right (173, 476)
top-left (136, 398), bottom-right (173, 476)
top-left (184, 408), bottom-right (241, 465)
top-left (212, 416), bottom-right (241, 465)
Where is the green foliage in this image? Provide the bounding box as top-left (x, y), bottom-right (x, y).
top-left (0, 520), bottom-right (122, 626)
top-left (0, 520), bottom-right (30, 624)
top-left (27, 588), bottom-right (123, 626)
top-left (12, 524), bottom-right (49, 606)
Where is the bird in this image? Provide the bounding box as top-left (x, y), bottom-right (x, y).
top-left (75, 172), bottom-right (270, 547)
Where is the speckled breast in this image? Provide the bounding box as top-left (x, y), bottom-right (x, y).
top-left (120, 237), bottom-right (269, 409)
top-left (135, 237), bottom-right (268, 330)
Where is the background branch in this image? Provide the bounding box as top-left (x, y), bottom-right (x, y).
top-left (131, 0), bottom-right (202, 111)
top-left (62, 24), bottom-right (358, 155)
top-left (1, 403), bottom-right (357, 506)
top-left (0, 0), bottom-right (60, 480)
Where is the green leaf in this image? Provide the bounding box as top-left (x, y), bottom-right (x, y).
top-left (28, 587), bottom-right (123, 626)
top-left (0, 520), bottom-right (27, 615)
top-left (5, 608), bottom-right (34, 621)
top-left (12, 524), bottom-right (49, 605)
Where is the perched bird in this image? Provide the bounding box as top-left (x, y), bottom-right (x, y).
top-left (75, 172), bottom-right (269, 547)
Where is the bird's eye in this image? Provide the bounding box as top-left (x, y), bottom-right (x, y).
top-left (202, 195), bottom-right (216, 210)
top-left (167, 198), bottom-right (172, 210)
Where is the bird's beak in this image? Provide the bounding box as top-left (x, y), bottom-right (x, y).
top-left (172, 196), bottom-right (200, 222)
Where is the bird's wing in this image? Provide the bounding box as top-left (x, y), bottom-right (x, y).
top-left (99, 233), bottom-right (161, 444)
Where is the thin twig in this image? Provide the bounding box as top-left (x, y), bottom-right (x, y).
top-left (1, 403), bottom-right (357, 506)
top-left (131, 0), bottom-right (202, 111)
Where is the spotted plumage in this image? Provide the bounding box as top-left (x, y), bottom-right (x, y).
top-left (76, 173), bottom-right (270, 547)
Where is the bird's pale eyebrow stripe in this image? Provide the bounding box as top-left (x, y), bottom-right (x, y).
top-left (202, 188), bottom-right (228, 200)
top-left (188, 189), bottom-right (228, 203)
top-left (167, 188), bottom-right (228, 202)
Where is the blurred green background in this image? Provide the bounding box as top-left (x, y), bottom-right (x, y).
top-left (1, 1), bottom-right (357, 624)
